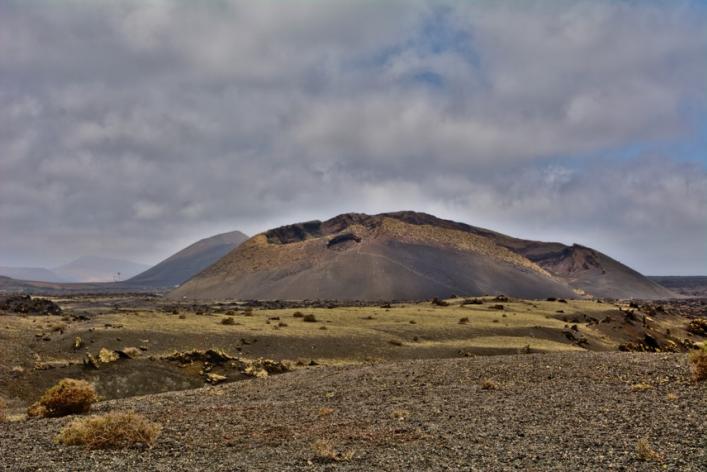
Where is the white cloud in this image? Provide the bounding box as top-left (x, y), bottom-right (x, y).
top-left (0, 0), bottom-right (704, 274)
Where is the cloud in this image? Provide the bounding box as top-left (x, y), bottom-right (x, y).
top-left (0, 0), bottom-right (705, 275)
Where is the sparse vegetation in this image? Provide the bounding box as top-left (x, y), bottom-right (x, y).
top-left (318, 407), bottom-right (335, 417)
top-left (55, 411), bottom-right (161, 449)
top-left (480, 379), bottom-right (499, 390)
top-left (0, 398), bottom-right (6, 422)
top-left (458, 317), bottom-right (469, 324)
top-left (688, 346), bottom-right (707, 381)
top-left (27, 378), bottom-right (97, 418)
top-left (390, 409), bottom-right (410, 420)
top-left (221, 316), bottom-right (236, 325)
top-left (302, 314), bottom-right (317, 322)
top-left (636, 437), bottom-right (662, 462)
top-left (630, 383), bottom-right (652, 392)
top-left (312, 439), bottom-right (354, 463)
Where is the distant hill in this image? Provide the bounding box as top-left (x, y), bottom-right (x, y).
top-left (126, 230), bottom-right (248, 288)
top-left (0, 266), bottom-right (67, 283)
top-left (53, 256), bottom-right (149, 283)
top-left (649, 276), bottom-right (707, 297)
top-left (170, 211), bottom-right (675, 301)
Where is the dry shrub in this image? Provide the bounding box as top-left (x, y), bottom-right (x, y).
top-left (390, 409), bottom-right (410, 421)
top-left (666, 392), bottom-right (678, 401)
top-left (55, 411), bottom-right (161, 449)
top-left (221, 317), bottom-right (236, 325)
top-left (636, 437), bottom-right (662, 462)
top-left (302, 314), bottom-right (317, 322)
top-left (318, 407), bottom-right (335, 417)
top-left (689, 346), bottom-right (707, 382)
top-left (27, 378), bottom-right (97, 418)
top-left (458, 317), bottom-right (469, 324)
top-left (312, 439), bottom-right (354, 463)
top-left (0, 398), bottom-right (6, 422)
top-left (480, 379), bottom-right (499, 390)
top-left (630, 383), bottom-right (652, 392)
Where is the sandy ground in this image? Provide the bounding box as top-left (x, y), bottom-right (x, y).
top-left (1, 352), bottom-right (704, 471)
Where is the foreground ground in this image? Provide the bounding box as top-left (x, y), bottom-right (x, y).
top-left (1, 352), bottom-right (704, 471)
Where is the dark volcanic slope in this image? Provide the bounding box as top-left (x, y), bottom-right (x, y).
top-left (127, 230), bottom-right (248, 288)
top-left (171, 212), bottom-right (672, 300)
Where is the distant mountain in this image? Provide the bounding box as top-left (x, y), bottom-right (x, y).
top-left (0, 266), bottom-right (67, 283)
top-left (170, 211), bottom-right (675, 301)
top-left (53, 256), bottom-right (149, 283)
top-left (126, 230), bottom-right (248, 288)
top-left (649, 276), bottom-right (707, 297)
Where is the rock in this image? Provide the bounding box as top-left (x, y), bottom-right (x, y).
top-left (431, 297), bottom-right (449, 307)
top-left (83, 353), bottom-right (100, 369)
top-left (243, 366), bottom-right (268, 378)
top-left (206, 373), bottom-right (227, 384)
top-left (163, 349), bottom-right (236, 365)
top-left (0, 295), bottom-right (62, 316)
top-left (643, 334), bottom-right (660, 350)
top-left (116, 347), bottom-right (141, 359)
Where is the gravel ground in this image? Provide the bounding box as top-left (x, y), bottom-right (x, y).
top-left (1, 352), bottom-right (704, 471)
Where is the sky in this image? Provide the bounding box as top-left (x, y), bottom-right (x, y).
top-left (0, 0), bottom-right (705, 275)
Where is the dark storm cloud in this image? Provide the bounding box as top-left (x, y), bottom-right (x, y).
top-left (0, 0), bottom-right (705, 274)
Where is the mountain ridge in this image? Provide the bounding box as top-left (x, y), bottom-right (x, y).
top-left (170, 211), bottom-right (674, 300)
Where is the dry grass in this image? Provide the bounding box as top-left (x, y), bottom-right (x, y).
top-left (0, 398), bottom-right (6, 422)
top-left (55, 411), bottom-right (161, 449)
top-left (636, 437), bottom-right (662, 462)
top-left (666, 392), bottom-right (678, 401)
top-left (630, 383), bottom-right (652, 392)
top-left (688, 346), bottom-right (707, 382)
top-left (318, 407), bottom-right (335, 417)
top-left (27, 378), bottom-right (97, 418)
top-left (390, 409), bottom-right (410, 421)
top-left (480, 379), bottom-right (499, 390)
top-left (312, 439), bottom-right (354, 463)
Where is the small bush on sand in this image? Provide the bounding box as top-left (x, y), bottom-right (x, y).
top-left (221, 317), bottom-right (236, 325)
top-left (27, 378), bottom-right (97, 418)
top-left (55, 411), bottom-right (161, 449)
top-left (480, 379), bottom-right (499, 390)
top-left (312, 439), bottom-right (354, 462)
top-left (302, 314), bottom-right (317, 322)
top-left (689, 346), bottom-right (707, 382)
top-left (636, 437), bottom-right (662, 462)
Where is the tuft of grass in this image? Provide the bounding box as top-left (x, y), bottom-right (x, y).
top-left (221, 317), bottom-right (236, 325)
top-left (480, 379), bottom-right (499, 390)
top-left (636, 437), bottom-right (662, 462)
top-left (630, 383), bottom-right (652, 392)
top-left (27, 379), bottom-right (97, 418)
top-left (666, 392), bottom-right (678, 401)
top-left (390, 409), bottom-right (410, 421)
top-left (312, 439), bottom-right (354, 463)
top-left (458, 317), bottom-right (469, 324)
top-left (318, 407), bottom-right (335, 417)
top-left (688, 346), bottom-right (707, 382)
top-left (302, 314), bottom-right (317, 322)
top-left (55, 411), bottom-right (161, 449)
top-left (0, 398), bottom-right (6, 422)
